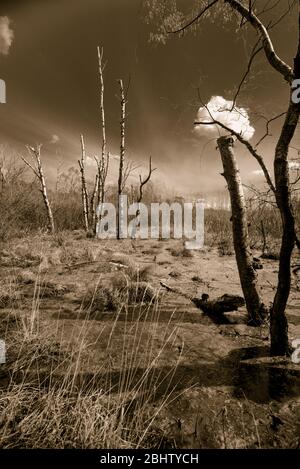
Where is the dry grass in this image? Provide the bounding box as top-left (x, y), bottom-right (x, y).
top-left (0, 167), bottom-right (299, 449)
top-left (169, 244), bottom-right (194, 258)
top-left (218, 238), bottom-right (234, 257)
top-left (0, 269), bottom-right (181, 449)
top-left (0, 233), bottom-right (299, 449)
top-left (82, 269), bottom-right (158, 316)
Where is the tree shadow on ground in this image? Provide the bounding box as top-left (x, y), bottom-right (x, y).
top-left (16, 344), bottom-right (298, 405)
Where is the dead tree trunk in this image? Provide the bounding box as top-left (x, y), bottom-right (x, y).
top-left (95, 46), bottom-right (110, 235)
top-left (149, 0), bottom-right (300, 355)
top-left (217, 136), bottom-right (264, 325)
top-left (20, 144), bottom-right (55, 234)
top-left (260, 220), bottom-right (267, 257)
top-left (131, 156), bottom-right (156, 240)
top-left (36, 149), bottom-right (55, 235)
top-left (98, 46), bottom-right (106, 173)
top-left (117, 78), bottom-right (126, 240)
top-left (90, 172), bottom-right (99, 231)
top-left (270, 29), bottom-right (300, 356)
top-left (78, 134), bottom-right (90, 233)
top-left (137, 156), bottom-right (156, 204)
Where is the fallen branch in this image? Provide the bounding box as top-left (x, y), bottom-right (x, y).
top-left (160, 281), bottom-right (247, 316)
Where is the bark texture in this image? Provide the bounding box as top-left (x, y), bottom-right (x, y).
top-left (78, 134), bottom-right (90, 233)
top-left (21, 145), bottom-right (55, 234)
top-left (271, 104), bottom-right (299, 354)
top-left (217, 136), bottom-right (265, 326)
top-left (95, 46), bottom-right (110, 234)
top-left (270, 12), bottom-right (300, 355)
top-left (117, 78), bottom-right (126, 240)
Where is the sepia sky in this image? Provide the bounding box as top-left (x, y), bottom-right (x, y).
top-left (0, 0), bottom-right (299, 195)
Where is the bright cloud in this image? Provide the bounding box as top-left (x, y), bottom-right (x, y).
top-left (194, 96), bottom-right (255, 141)
top-left (0, 17), bottom-right (14, 56)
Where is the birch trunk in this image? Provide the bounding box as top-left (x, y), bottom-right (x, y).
top-left (36, 150), bottom-right (55, 234)
top-left (37, 156), bottom-right (55, 234)
top-left (217, 136), bottom-right (264, 325)
top-left (21, 145), bottom-right (55, 234)
top-left (94, 47), bottom-right (107, 233)
top-left (117, 78), bottom-right (126, 240)
top-left (78, 134), bottom-right (89, 233)
top-left (90, 173), bottom-right (98, 232)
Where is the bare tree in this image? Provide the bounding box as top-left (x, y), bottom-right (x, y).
top-left (131, 156), bottom-right (156, 240)
top-left (20, 144), bottom-right (55, 234)
top-left (117, 78), bottom-right (126, 239)
top-left (78, 47), bottom-right (110, 236)
top-left (90, 170), bottom-right (99, 231)
top-left (137, 156), bottom-right (156, 204)
top-left (145, 0), bottom-right (300, 355)
top-left (195, 101), bottom-right (271, 324)
top-left (95, 46), bottom-right (110, 234)
top-left (217, 136), bottom-right (266, 325)
top-left (94, 152), bottom-right (110, 231)
top-left (78, 134), bottom-right (90, 233)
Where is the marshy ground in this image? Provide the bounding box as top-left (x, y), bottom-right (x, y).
top-left (0, 232), bottom-right (300, 448)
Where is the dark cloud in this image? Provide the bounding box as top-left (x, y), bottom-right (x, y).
top-left (0, 0), bottom-right (299, 194)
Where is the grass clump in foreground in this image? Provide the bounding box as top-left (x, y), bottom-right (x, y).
top-left (0, 277), bottom-right (183, 449)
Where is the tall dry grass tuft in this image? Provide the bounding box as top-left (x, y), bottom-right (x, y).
top-left (0, 271), bottom-right (183, 448)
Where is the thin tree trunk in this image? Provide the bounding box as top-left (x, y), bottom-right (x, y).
top-left (270, 19), bottom-right (300, 356)
top-left (98, 47), bottom-right (107, 168)
top-left (90, 173), bottom-right (98, 232)
top-left (94, 46), bottom-right (109, 235)
top-left (117, 78), bottom-right (126, 240)
top-left (271, 102), bottom-right (299, 354)
top-left (95, 47), bottom-right (106, 231)
top-left (217, 136), bottom-right (264, 325)
top-left (78, 134), bottom-right (89, 233)
top-left (20, 145), bottom-right (55, 234)
top-left (131, 156), bottom-right (156, 240)
top-left (36, 151), bottom-right (55, 234)
top-left (260, 220), bottom-right (267, 256)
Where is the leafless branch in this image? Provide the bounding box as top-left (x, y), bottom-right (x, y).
top-left (255, 111), bottom-right (287, 147)
top-left (20, 155), bottom-right (40, 179)
top-left (138, 156), bottom-right (157, 203)
top-left (225, 0), bottom-right (294, 83)
top-left (168, 0), bottom-right (219, 34)
top-left (122, 160), bottom-right (140, 192)
top-left (230, 38), bottom-right (263, 110)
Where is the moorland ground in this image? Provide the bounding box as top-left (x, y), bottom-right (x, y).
top-left (0, 229), bottom-right (300, 448)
